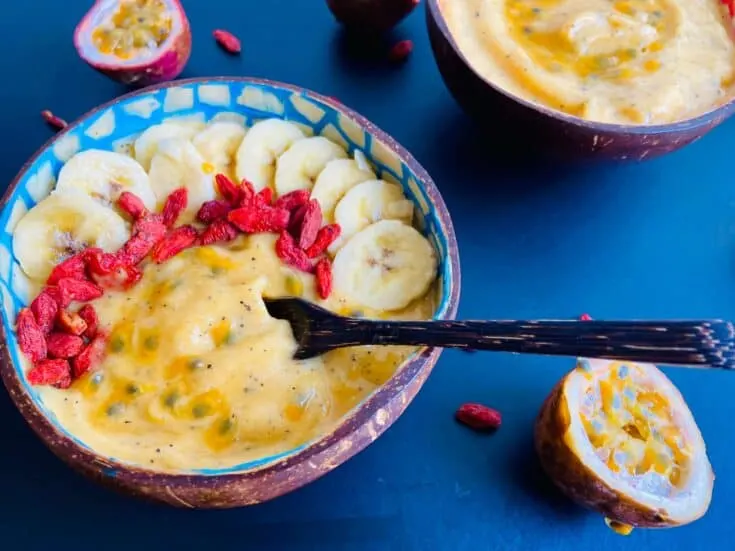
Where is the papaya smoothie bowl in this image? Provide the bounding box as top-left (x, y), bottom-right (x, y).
top-left (427, 0), bottom-right (735, 160)
top-left (0, 77), bottom-right (460, 508)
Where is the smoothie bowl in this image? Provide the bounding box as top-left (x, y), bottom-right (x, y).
top-left (0, 77), bottom-right (459, 508)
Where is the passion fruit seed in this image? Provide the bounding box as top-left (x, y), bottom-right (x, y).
top-left (92, 0), bottom-right (172, 60)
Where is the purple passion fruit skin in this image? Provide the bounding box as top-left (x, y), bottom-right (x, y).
top-left (73, 0), bottom-right (191, 87)
top-left (327, 0), bottom-right (420, 33)
top-left (534, 358), bottom-right (714, 531)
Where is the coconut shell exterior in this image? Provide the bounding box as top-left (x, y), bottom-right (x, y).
top-left (74, 0), bottom-right (192, 88)
top-left (425, 0), bottom-right (735, 161)
top-left (534, 377), bottom-right (704, 528)
top-left (0, 76), bottom-right (461, 508)
top-left (327, 0), bottom-right (419, 33)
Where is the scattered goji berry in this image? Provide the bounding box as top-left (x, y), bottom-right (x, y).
top-left (17, 308), bottom-right (47, 362)
top-left (288, 204), bottom-right (307, 237)
top-left (305, 224), bottom-right (342, 258)
top-left (40, 109), bottom-right (67, 130)
top-left (27, 358), bottom-right (71, 388)
top-left (228, 206), bottom-right (290, 233)
top-left (46, 332), bottom-right (85, 359)
top-left (723, 0), bottom-right (735, 17)
top-left (78, 304), bottom-right (99, 339)
top-left (213, 29), bottom-right (241, 54)
top-left (388, 39), bottom-right (413, 62)
top-left (151, 225), bottom-right (198, 263)
top-left (580, 313), bottom-right (592, 321)
top-left (199, 219), bottom-right (239, 246)
top-left (455, 403), bottom-right (502, 431)
top-left (274, 189), bottom-right (310, 213)
top-left (57, 310), bottom-right (88, 336)
top-left (275, 231), bottom-right (312, 273)
top-left (161, 187), bottom-right (188, 227)
top-left (116, 215), bottom-right (167, 265)
top-left (197, 199), bottom-right (232, 224)
top-left (298, 199), bottom-right (323, 250)
top-left (47, 253), bottom-right (88, 285)
top-left (86, 249), bottom-right (121, 277)
top-left (43, 285), bottom-right (65, 309)
top-left (58, 278), bottom-right (103, 304)
top-left (72, 334), bottom-right (108, 379)
top-left (239, 178), bottom-right (256, 204)
top-left (256, 187), bottom-right (273, 206)
top-left (30, 290), bottom-right (59, 334)
top-left (315, 258), bottom-right (333, 299)
top-left (215, 173), bottom-right (241, 205)
top-left (116, 191), bottom-right (148, 220)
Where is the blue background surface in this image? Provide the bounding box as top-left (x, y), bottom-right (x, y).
top-left (1, 1), bottom-right (733, 549)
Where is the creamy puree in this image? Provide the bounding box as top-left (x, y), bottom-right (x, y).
top-left (439, 0), bottom-right (735, 124)
top-left (38, 234), bottom-right (435, 471)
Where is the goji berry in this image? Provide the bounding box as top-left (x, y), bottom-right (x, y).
top-left (315, 257), bottom-right (333, 299)
top-left (72, 334), bottom-right (108, 379)
top-left (580, 313), bottom-right (592, 321)
top-left (388, 39), bottom-right (413, 62)
top-left (455, 403), bottom-right (502, 431)
top-left (213, 29), bottom-right (241, 54)
top-left (86, 249), bottom-right (121, 277)
top-left (78, 304), bottom-right (99, 339)
top-left (228, 206), bottom-right (290, 233)
top-left (239, 178), bottom-right (256, 204)
top-left (40, 109), bottom-right (68, 131)
top-left (43, 285), bottom-right (66, 308)
top-left (117, 191), bottom-right (148, 220)
top-left (288, 204), bottom-right (307, 238)
top-left (151, 225), bottom-right (198, 263)
top-left (47, 253), bottom-right (87, 285)
top-left (58, 278), bottom-right (103, 304)
top-left (92, 261), bottom-right (141, 290)
top-left (215, 173), bottom-right (241, 205)
top-left (275, 231), bottom-right (312, 273)
top-left (274, 189), bottom-right (310, 212)
top-left (305, 224), bottom-right (342, 258)
top-left (46, 332), bottom-right (85, 359)
top-left (256, 187), bottom-right (273, 206)
top-left (31, 290), bottom-right (59, 334)
top-left (199, 219), bottom-right (239, 246)
top-left (723, 0), bottom-right (735, 17)
top-left (57, 310), bottom-right (88, 336)
top-left (116, 215), bottom-right (167, 265)
top-left (161, 187), bottom-right (188, 227)
top-left (17, 308), bottom-right (47, 362)
top-left (27, 358), bottom-right (71, 388)
top-left (197, 199), bottom-right (232, 224)
top-left (297, 199), bottom-right (323, 250)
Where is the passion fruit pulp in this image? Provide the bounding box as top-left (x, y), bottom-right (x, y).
top-left (326, 0), bottom-right (420, 33)
top-left (535, 358), bottom-right (714, 532)
top-left (74, 0), bottom-right (191, 87)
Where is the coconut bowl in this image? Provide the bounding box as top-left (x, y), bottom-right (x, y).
top-left (0, 77), bottom-right (460, 508)
top-left (426, 0), bottom-right (735, 161)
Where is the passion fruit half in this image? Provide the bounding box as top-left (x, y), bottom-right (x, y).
top-left (74, 0), bottom-right (191, 87)
top-left (535, 358), bottom-right (714, 532)
top-left (326, 0), bottom-right (420, 33)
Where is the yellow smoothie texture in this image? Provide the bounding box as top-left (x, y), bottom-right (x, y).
top-left (439, 0), bottom-right (735, 124)
top-left (38, 235), bottom-right (435, 471)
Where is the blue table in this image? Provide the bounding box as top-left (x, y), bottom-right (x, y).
top-left (1, 1), bottom-right (733, 549)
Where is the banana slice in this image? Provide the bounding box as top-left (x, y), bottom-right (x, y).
top-left (332, 219), bottom-right (437, 311)
top-left (192, 121), bottom-right (247, 177)
top-left (134, 122), bottom-right (200, 171)
top-left (274, 136), bottom-right (348, 196)
top-left (12, 190), bottom-right (130, 282)
top-left (147, 138), bottom-right (216, 222)
top-left (235, 119), bottom-right (306, 191)
top-left (331, 179), bottom-right (414, 253)
top-left (310, 158), bottom-right (376, 223)
top-left (56, 149), bottom-right (157, 211)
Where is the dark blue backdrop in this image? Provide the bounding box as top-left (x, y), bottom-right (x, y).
top-left (0, 1), bottom-right (733, 549)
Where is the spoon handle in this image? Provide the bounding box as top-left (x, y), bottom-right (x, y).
top-left (337, 319), bottom-right (735, 368)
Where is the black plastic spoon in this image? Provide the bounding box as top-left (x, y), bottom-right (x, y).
top-left (263, 297), bottom-right (735, 368)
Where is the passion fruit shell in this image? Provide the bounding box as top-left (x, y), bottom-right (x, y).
top-left (327, 0), bottom-right (420, 33)
top-left (535, 358), bottom-right (714, 529)
top-left (74, 0), bottom-right (191, 87)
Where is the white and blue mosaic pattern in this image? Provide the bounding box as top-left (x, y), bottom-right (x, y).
top-left (0, 79), bottom-right (453, 474)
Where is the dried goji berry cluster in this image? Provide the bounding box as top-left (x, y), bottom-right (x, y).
top-left (17, 173), bottom-right (342, 388)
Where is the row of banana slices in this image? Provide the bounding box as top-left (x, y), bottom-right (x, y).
top-left (13, 117), bottom-right (437, 312)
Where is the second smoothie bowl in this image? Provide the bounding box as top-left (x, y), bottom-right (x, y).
top-left (0, 77), bottom-right (459, 508)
